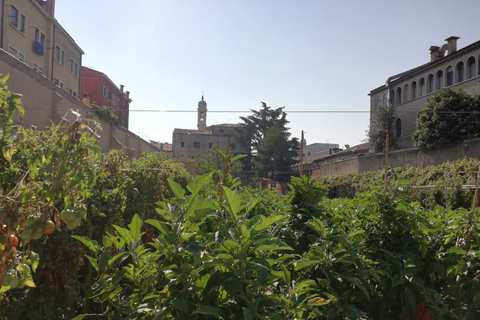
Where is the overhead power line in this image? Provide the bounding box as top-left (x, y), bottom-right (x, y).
top-left (20, 108), bottom-right (370, 113)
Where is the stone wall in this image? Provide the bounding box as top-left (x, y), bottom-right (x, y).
top-left (315, 137), bottom-right (480, 177)
top-left (0, 49), bottom-right (157, 158)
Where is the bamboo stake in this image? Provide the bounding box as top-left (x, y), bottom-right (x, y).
top-left (214, 140), bottom-right (219, 186)
top-left (219, 137), bottom-right (230, 203)
top-left (383, 133), bottom-right (389, 202)
top-left (300, 130), bottom-right (304, 176)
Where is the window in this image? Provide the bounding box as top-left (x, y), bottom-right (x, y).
top-left (377, 95), bottom-right (383, 108)
top-left (383, 93), bottom-right (388, 107)
top-left (55, 45), bottom-right (65, 65)
top-left (53, 78), bottom-right (64, 89)
top-left (395, 87), bottom-right (402, 105)
top-left (108, 90), bottom-right (112, 101)
top-left (34, 27), bottom-right (46, 47)
top-left (117, 100), bottom-right (121, 110)
top-left (403, 84), bottom-right (409, 102)
top-left (32, 63), bottom-right (45, 75)
top-left (70, 59), bottom-right (79, 77)
top-left (10, 5), bottom-right (25, 33)
top-left (193, 142), bottom-right (200, 149)
top-left (467, 57), bottom-right (476, 79)
top-left (112, 95), bottom-right (116, 104)
top-left (208, 142), bottom-right (213, 148)
top-left (180, 141), bottom-right (185, 148)
top-left (419, 78), bottom-right (425, 96)
top-left (102, 86), bottom-right (107, 97)
top-left (456, 62), bottom-right (464, 83)
top-left (219, 129), bottom-right (224, 133)
top-left (8, 45), bottom-right (24, 61)
top-left (435, 70), bottom-right (443, 90)
top-left (411, 81), bottom-right (417, 99)
top-left (446, 66), bottom-right (453, 86)
top-left (427, 74), bottom-right (434, 93)
top-left (396, 118), bottom-right (402, 137)
top-left (69, 89), bottom-right (77, 98)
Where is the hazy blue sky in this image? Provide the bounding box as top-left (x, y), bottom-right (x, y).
top-left (55, 0), bottom-right (480, 148)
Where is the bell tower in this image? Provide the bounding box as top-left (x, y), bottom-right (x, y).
top-left (197, 95), bottom-right (207, 130)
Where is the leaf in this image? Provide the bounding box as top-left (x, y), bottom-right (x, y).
top-left (113, 225), bottom-right (134, 243)
top-left (86, 256), bottom-right (99, 273)
top-left (3, 143), bottom-right (18, 162)
top-left (98, 252), bottom-right (111, 273)
top-left (224, 187), bottom-right (243, 221)
top-left (186, 172), bottom-right (213, 197)
top-left (347, 229), bottom-right (366, 239)
top-left (445, 247), bottom-right (466, 255)
top-left (72, 236), bottom-right (100, 254)
top-left (168, 179), bottom-right (185, 198)
top-left (108, 251), bottom-right (129, 266)
top-left (307, 297), bottom-right (331, 306)
top-left (146, 219), bottom-right (170, 235)
top-left (30, 252), bottom-right (40, 272)
top-left (71, 315), bottom-right (88, 320)
top-left (171, 299), bottom-right (192, 313)
top-left (128, 214), bottom-right (143, 241)
top-left (195, 305), bottom-right (220, 316)
top-left (243, 308), bottom-right (254, 320)
top-left (224, 278), bottom-right (244, 293)
top-left (253, 215), bottom-right (285, 232)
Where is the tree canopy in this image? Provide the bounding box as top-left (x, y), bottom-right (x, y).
top-left (237, 102), bottom-right (299, 181)
top-left (413, 88), bottom-right (480, 147)
top-left (367, 104), bottom-right (398, 153)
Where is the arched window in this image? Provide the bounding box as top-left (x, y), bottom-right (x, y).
top-left (411, 81), bottom-right (417, 99)
top-left (456, 61), bottom-right (464, 83)
top-left (396, 87), bottom-right (402, 105)
top-left (419, 78), bottom-right (425, 96)
top-left (427, 74), bottom-right (434, 93)
top-left (446, 66), bottom-right (453, 86)
top-left (377, 95), bottom-right (383, 108)
top-left (403, 84), bottom-right (409, 102)
top-left (467, 56), bottom-right (476, 79)
top-left (396, 118), bottom-right (402, 137)
top-left (436, 70), bottom-right (444, 90)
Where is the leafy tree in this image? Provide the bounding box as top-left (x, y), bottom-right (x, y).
top-left (367, 105), bottom-right (398, 153)
top-left (413, 88), bottom-right (480, 147)
top-left (254, 125), bottom-right (299, 182)
top-left (238, 102), bottom-right (299, 179)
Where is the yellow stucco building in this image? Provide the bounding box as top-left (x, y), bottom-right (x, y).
top-left (0, 0), bottom-right (83, 98)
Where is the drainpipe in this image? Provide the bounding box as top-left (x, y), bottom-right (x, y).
top-left (0, 0), bottom-right (4, 48)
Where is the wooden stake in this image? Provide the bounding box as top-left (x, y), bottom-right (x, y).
top-left (214, 140), bottom-right (219, 185)
top-left (219, 137), bottom-right (230, 202)
top-left (300, 130), bottom-right (304, 176)
top-left (383, 133), bottom-right (389, 202)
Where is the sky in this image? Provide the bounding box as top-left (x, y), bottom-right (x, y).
top-left (55, 0), bottom-right (480, 148)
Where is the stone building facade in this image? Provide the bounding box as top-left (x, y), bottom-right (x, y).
top-left (172, 97), bottom-right (250, 159)
top-left (369, 36), bottom-right (480, 149)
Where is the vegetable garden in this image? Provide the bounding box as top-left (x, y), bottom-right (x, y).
top-left (1, 75), bottom-right (479, 319)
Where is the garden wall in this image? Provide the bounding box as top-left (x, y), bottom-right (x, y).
top-left (315, 137), bottom-right (480, 177)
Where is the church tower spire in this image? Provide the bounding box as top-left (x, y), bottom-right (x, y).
top-left (197, 95), bottom-right (207, 131)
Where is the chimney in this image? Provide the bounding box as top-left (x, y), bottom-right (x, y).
top-left (445, 36), bottom-right (460, 55)
top-left (429, 46), bottom-right (440, 62)
top-left (41, 0), bottom-right (55, 16)
top-left (120, 85), bottom-right (124, 92)
top-left (126, 91), bottom-right (130, 99)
